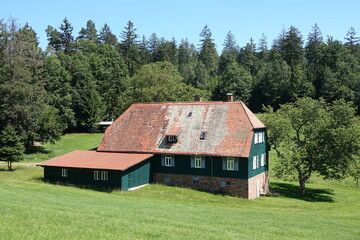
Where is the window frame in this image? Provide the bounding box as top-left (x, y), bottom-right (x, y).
top-left (94, 170), bottom-right (100, 180)
top-left (164, 155), bottom-right (172, 167)
top-left (101, 171), bottom-right (108, 181)
top-left (227, 157), bottom-right (235, 171)
top-left (253, 155), bottom-right (259, 170)
top-left (61, 168), bottom-right (68, 177)
top-left (194, 156), bottom-right (202, 168)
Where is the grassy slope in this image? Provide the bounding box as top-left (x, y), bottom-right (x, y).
top-left (0, 133), bottom-right (359, 239)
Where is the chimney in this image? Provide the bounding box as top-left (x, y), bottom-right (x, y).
top-left (194, 95), bottom-right (202, 102)
top-left (226, 93), bottom-right (234, 102)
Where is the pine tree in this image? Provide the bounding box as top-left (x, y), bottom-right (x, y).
top-left (99, 23), bottom-right (117, 46)
top-left (119, 20), bottom-right (139, 75)
top-left (258, 33), bottom-right (268, 61)
top-left (59, 18), bottom-right (74, 53)
top-left (344, 27), bottom-right (360, 54)
top-left (0, 125), bottom-right (25, 171)
top-left (198, 25), bottom-right (219, 76)
top-left (78, 20), bottom-right (98, 43)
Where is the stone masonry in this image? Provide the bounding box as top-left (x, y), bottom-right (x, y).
top-left (154, 172), bottom-right (269, 199)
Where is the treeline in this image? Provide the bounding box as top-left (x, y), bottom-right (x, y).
top-left (1, 17), bottom-right (360, 150)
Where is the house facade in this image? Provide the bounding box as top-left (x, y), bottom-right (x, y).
top-left (38, 98), bottom-right (269, 199)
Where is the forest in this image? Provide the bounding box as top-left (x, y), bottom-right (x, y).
top-left (0, 17), bottom-right (359, 151)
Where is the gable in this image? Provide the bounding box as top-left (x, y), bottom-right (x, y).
top-left (98, 101), bottom-right (265, 157)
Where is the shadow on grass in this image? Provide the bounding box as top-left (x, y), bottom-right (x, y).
top-left (269, 182), bottom-right (335, 203)
top-left (36, 177), bottom-right (119, 193)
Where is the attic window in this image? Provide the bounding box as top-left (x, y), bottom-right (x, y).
top-left (187, 112), bottom-right (193, 117)
top-left (200, 132), bottom-right (207, 140)
top-left (167, 135), bottom-right (177, 143)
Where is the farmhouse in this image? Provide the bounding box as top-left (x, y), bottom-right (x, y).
top-left (38, 96), bottom-right (269, 199)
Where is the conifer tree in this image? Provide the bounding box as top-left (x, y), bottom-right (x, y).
top-left (119, 20), bottom-right (139, 75)
top-left (0, 125), bottom-right (25, 171)
top-left (198, 25), bottom-right (219, 77)
top-left (99, 23), bottom-right (117, 46)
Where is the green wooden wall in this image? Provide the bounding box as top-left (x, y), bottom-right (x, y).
top-left (153, 154), bottom-right (248, 179)
top-left (248, 128), bottom-right (268, 178)
top-left (121, 159), bottom-right (151, 191)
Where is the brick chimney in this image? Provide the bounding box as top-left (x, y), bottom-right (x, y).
top-left (194, 95), bottom-right (203, 102)
top-left (226, 93), bottom-right (234, 102)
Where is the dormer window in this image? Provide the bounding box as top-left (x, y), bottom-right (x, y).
top-left (167, 135), bottom-right (177, 143)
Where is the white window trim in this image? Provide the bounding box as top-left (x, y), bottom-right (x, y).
top-left (194, 156), bottom-right (202, 168)
top-left (254, 132), bottom-right (265, 144)
top-left (253, 155), bottom-right (259, 170)
top-left (101, 171), bottom-right (108, 181)
top-left (94, 170), bottom-right (100, 180)
top-left (61, 168), bottom-right (68, 177)
top-left (227, 157), bottom-right (235, 171)
top-left (261, 153), bottom-right (266, 167)
top-left (164, 155), bottom-right (172, 166)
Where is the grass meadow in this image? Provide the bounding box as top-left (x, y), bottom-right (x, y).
top-left (0, 133), bottom-right (359, 239)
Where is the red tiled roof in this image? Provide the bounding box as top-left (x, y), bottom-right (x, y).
top-left (37, 150), bottom-right (154, 170)
top-left (97, 101), bottom-right (266, 157)
top-left (166, 126), bottom-right (182, 136)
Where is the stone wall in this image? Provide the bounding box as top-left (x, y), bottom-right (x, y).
top-left (154, 172), bottom-right (269, 199)
top-left (154, 173), bottom-right (249, 198)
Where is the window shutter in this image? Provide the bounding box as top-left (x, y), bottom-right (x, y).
top-left (171, 155), bottom-right (175, 167)
top-left (201, 156), bottom-right (206, 169)
top-left (190, 156), bottom-right (195, 168)
top-left (234, 158), bottom-right (239, 171)
top-left (262, 133), bottom-right (265, 143)
top-left (264, 153), bottom-right (267, 165)
top-left (222, 158), bottom-right (227, 170)
top-left (161, 155), bottom-right (165, 166)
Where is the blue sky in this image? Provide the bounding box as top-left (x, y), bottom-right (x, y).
top-left (1, 0), bottom-right (360, 52)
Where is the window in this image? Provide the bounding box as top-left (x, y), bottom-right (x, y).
top-left (167, 135), bottom-right (177, 143)
top-left (227, 157), bottom-right (235, 171)
top-left (253, 155), bottom-right (259, 170)
top-left (193, 176), bottom-right (199, 185)
top-left (61, 168), bottom-right (68, 177)
top-left (200, 132), bottom-right (207, 140)
top-left (194, 156), bottom-right (202, 168)
top-left (101, 171), bottom-right (108, 181)
top-left (94, 171), bottom-right (100, 180)
top-left (165, 155), bottom-right (173, 166)
top-left (187, 112), bottom-right (193, 117)
top-left (261, 153), bottom-right (266, 167)
top-left (254, 132), bottom-right (265, 144)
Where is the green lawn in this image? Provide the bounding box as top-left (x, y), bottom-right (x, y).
top-left (0, 133), bottom-right (360, 239)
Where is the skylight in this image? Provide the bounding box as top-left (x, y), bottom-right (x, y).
top-left (187, 112), bottom-right (192, 117)
top-left (200, 132), bottom-right (207, 140)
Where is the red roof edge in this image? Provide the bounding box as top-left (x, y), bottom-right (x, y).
top-left (240, 101), bottom-right (266, 129)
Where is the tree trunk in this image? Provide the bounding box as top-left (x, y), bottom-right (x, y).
top-left (7, 161), bottom-right (12, 171)
top-left (299, 179), bottom-right (306, 194)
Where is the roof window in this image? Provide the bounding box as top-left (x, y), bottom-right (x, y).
top-left (200, 132), bottom-right (207, 140)
top-left (187, 112), bottom-right (193, 117)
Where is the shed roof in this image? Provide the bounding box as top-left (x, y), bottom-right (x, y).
top-left (37, 150), bottom-right (154, 171)
top-left (97, 101), bottom-right (265, 157)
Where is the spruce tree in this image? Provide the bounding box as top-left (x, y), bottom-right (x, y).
top-left (99, 23), bottom-right (117, 46)
top-left (0, 125), bottom-right (25, 171)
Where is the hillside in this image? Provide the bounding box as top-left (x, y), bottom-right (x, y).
top-left (0, 134), bottom-right (359, 239)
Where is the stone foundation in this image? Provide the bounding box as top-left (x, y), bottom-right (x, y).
top-left (154, 172), bottom-right (269, 199)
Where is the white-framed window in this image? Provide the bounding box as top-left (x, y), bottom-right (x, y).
top-left (253, 155), bottom-right (259, 170)
top-left (261, 153), bottom-right (266, 167)
top-left (94, 171), bottom-right (100, 180)
top-left (254, 132), bottom-right (265, 144)
top-left (165, 155), bottom-right (172, 166)
top-left (227, 157), bottom-right (235, 171)
top-left (61, 168), bottom-right (68, 177)
top-left (194, 156), bottom-right (202, 168)
top-left (101, 171), bottom-right (108, 181)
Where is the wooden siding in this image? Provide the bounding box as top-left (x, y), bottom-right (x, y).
top-left (43, 166), bottom-right (122, 187)
top-left (121, 159), bottom-right (151, 191)
top-left (153, 154), bottom-right (248, 179)
top-left (248, 129), bottom-right (268, 178)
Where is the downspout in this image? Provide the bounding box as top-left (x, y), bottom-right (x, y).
top-left (210, 156), bottom-right (214, 192)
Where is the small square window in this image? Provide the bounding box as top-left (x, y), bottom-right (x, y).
top-left (165, 178), bottom-right (171, 183)
top-left (220, 181), bottom-right (226, 187)
top-left (101, 171), bottom-right (108, 181)
top-left (167, 135), bottom-right (177, 143)
top-left (226, 181), bottom-right (231, 186)
top-left (187, 112), bottom-right (192, 117)
top-left (94, 171), bottom-right (100, 180)
top-left (61, 169), bottom-right (68, 177)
